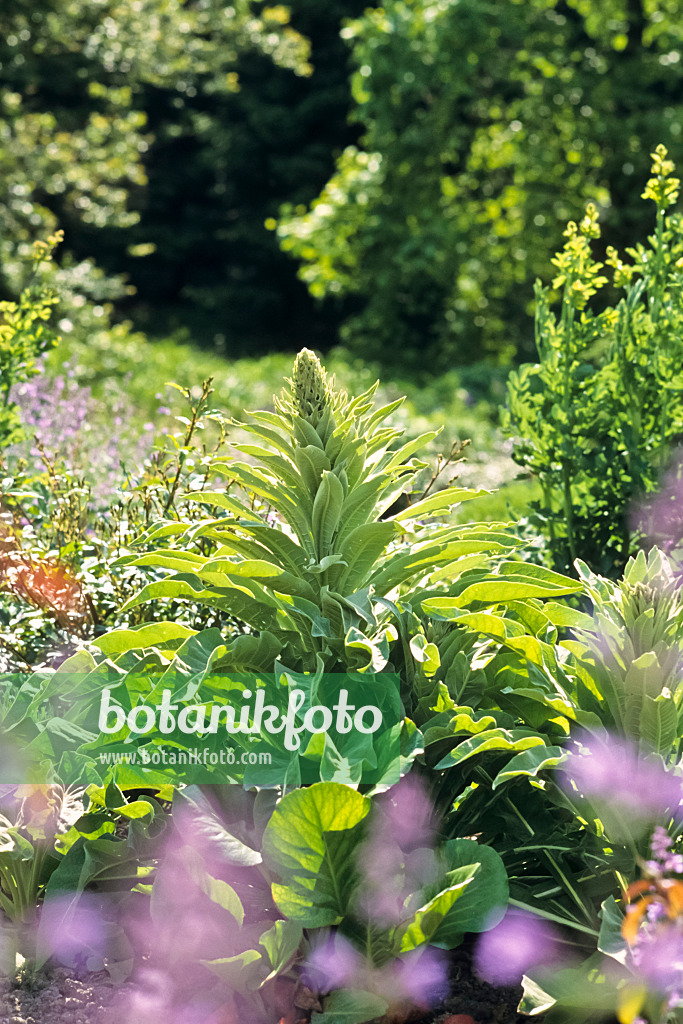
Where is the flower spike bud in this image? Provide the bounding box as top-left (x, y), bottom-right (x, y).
top-left (291, 348), bottom-right (330, 423)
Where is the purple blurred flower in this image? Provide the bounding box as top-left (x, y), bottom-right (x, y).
top-left (381, 775), bottom-right (437, 849)
top-left (632, 927), bottom-right (683, 994)
top-left (631, 450), bottom-right (683, 553)
top-left (381, 947), bottom-right (449, 1006)
top-left (8, 359), bottom-right (158, 508)
top-left (306, 941), bottom-right (447, 1013)
top-left (125, 967), bottom-right (173, 1018)
top-left (561, 733), bottom-right (683, 838)
top-left (646, 901), bottom-right (669, 926)
top-left (356, 776), bottom-right (439, 925)
top-left (647, 826), bottom-right (683, 876)
top-left (37, 894), bottom-right (108, 966)
top-left (473, 907), bottom-right (561, 986)
top-left (305, 934), bottom-right (362, 991)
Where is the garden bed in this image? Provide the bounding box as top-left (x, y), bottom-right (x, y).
top-left (1, 942), bottom-right (533, 1024)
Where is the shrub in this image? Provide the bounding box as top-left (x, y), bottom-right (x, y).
top-left (505, 145), bottom-right (683, 577)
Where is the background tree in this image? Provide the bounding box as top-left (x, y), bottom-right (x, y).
top-left (1, 0), bottom-right (373, 358)
top-left (276, 0), bottom-right (683, 377)
top-left (104, 0), bottom-right (373, 354)
top-left (0, 0), bottom-right (310, 331)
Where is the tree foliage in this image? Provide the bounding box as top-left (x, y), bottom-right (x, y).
top-left (0, 0), bottom-right (311, 319)
top-left (1, 0), bottom-right (374, 356)
top-left (110, 0), bottom-right (371, 352)
top-left (277, 0), bottom-right (683, 374)
top-left (505, 146), bottom-right (683, 577)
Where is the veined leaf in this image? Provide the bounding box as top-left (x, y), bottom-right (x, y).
top-left (93, 623), bottom-right (196, 656)
top-left (456, 564), bottom-right (582, 604)
top-left (180, 492), bottom-right (263, 521)
top-left (396, 868), bottom-right (477, 952)
top-left (390, 486), bottom-right (489, 523)
top-left (409, 634), bottom-right (440, 677)
top-left (258, 920), bottom-right (303, 979)
top-left (312, 471), bottom-right (344, 556)
top-left (380, 431), bottom-right (440, 472)
top-left (262, 783), bottom-right (370, 927)
top-left (435, 728), bottom-right (546, 769)
top-left (639, 690), bottom-right (678, 757)
top-left (430, 839), bottom-right (508, 945)
top-left (338, 522), bottom-right (397, 590)
top-left (234, 418), bottom-right (295, 457)
top-left (491, 745), bottom-right (566, 789)
top-left (312, 989), bottom-right (389, 1024)
top-left (201, 950), bottom-right (263, 989)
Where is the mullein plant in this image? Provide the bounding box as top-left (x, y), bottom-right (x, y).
top-left (566, 548), bottom-right (683, 763)
top-left (119, 347), bottom-right (576, 678)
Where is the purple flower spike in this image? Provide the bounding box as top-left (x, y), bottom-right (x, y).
top-left (473, 907), bottom-right (561, 986)
top-left (647, 826), bottom-right (683, 875)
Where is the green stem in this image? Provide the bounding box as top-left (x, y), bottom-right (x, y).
top-left (561, 464), bottom-right (577, 565)
top-left (560, 282), bottom-right (577, 566)
top-left (652, 205), bottom-right (671, 470)
top-left (541, 479), bottom-right (556, 550)
top-left (0, 866), bottom-right (25, 919)
top-left (507, 899), bottom-right (598, 938)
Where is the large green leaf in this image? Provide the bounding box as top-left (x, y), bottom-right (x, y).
top-left (435, 728), bottom-right (546, 769)
top-left (262, 782), bottom-right (370, 927)
top-left (597, 896), bottom-right (629, 966)
top-left (312, 989), bottom-right (389, 1024)
top-left (491, 745), bottom-right (566, 789)
top-left (455, 563), bottom-right (582, 604)
top-left (430, 839), bottom-right (508, 946)
top-left (396, 867), bottom-right (477, 952)
top-left (93, 623), bottom-right (196, 656)
top-left (259, 920), bottom-right (304, 983)
top-left (180, 846), bottom-right (245, 926)
top-left (390, 486), bottom-right (488, 523)
top-left (639, 690), bottom-right (678, 757)
top-left (173, 788), bottom-right (262, 868)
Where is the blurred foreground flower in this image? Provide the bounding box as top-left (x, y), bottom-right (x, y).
top-left (305, 936), bottom-right (447, 1011)
top-left (473, 907), bottom-right (561, 986)
top-left (561, 733), bottom-right (683, 841)
top-left (356, 775), bottom-right (439, 925)
top-left (37, 893), bottom-right (108, 967)
top-left (631, 450), bottom-right (683, 555)
top-left (619, 827), bottom-right (683, 1022)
